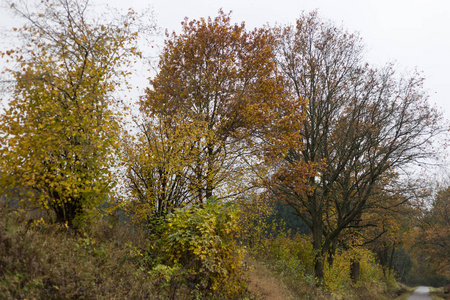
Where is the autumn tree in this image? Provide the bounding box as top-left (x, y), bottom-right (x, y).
top-left (127, 10), bottom-right (289, 217)
top-left (270, 11), bottom-right (446, 281)
top-left (358, 194), bottom-right (413, 282)
top-left (414, 185), bottom-right (450, 277)
top-left (0, 0), bottom-right (139, 227)
top-left (120, 118), bottom-right (203, 223)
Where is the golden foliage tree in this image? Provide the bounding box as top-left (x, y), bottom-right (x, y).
top-left (124, 10), bottom-right (292, 220)
top-left (120, 118), bottom-right (203, 222)
top-left (0, 0), bottom-right (139, 227)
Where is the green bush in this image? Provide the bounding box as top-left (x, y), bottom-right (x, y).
top-left (153, 197), bottom-right (246, 298)
top-left (323, 247), bottom-right (388, 299)
top-left (250, 232), bottom-right (318, 298)
top-left (323, 250), bottom-right (353, 297)
top-left (260, 233), bottom-right (315, 276)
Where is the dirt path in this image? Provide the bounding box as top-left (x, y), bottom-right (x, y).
top-left (407, 286), bottom-right (432, 300)
top-left (246, 257), bottom-right (294, 300)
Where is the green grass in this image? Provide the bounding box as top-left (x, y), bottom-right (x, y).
top-left (430, 287), bottom-right (450, 300)
top-left (393, 286), bottom-right (417, 300)
top-left (393, 286), bottom-right (450, 300)
top-left (394, 292), bottom-right (413, 300)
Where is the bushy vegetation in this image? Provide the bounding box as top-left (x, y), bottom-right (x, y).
top-left (0, 1), bottom-right (448, 299)
top-left (0, 201), bottom-right (249, 299)
top-left (0, 204), bottom-right (156, 299)
top-left (140, 198), bottom-right (247, 298)
top-left (236, 197), bottom-right (403, 300)
top-left (1, 196), bottom-right (410, 300)
top-left (323, 248), bottom-right (397, 299)
top-left (256, 236), bottom-right (403, 299)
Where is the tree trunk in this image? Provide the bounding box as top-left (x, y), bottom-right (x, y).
top-left (314, 253), bottom-right (324, 283)
top-left (53, 197), bottom-right (82, 229)
top-left (312, 216), bottom-right (325, 282)
top-left (350, 259), bottom-right (360, 283)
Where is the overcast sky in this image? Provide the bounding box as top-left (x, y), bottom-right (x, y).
top-left (1, 0), bottom-right (449, 119)
top-left (100, 0), bottom-right (450, 119)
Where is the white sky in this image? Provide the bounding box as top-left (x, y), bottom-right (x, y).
top-left (1, 0), bottom-right (449, 118)
top-left (104, 0), bottom-right (450, 119)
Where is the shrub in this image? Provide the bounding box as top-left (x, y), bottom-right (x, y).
top-left (323, 247), bottom-right (387, 298)
top-left (237, 195), bottom-right (275, 248)
top-left (323, 250), bottom-right (353, 298)
top-left (260, 233), bottom-right (315, 275)
top-left (250, 232), bottom-right (318, 298)
top-left (153, 197), bottom-right (246, 298)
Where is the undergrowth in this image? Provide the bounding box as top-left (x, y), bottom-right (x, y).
top-left (1, 198), bottom-right (409, 300)
top-left (0, 201), bottom-right (249, 299)
top-left (0, 204), bottom-right (159, 299)
top-left (238, 197), bottom-right (405, 300)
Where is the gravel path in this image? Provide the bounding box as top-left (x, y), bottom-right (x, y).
top-left (407, 286), bottom-right (432, 300)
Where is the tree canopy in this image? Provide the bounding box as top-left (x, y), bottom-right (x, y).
top-left (269, 11), bottom-right (446, 280)
top-left (0, 0), bottom-right (139, 227)
top-left (121, 10), bottom-right (296, 223)
top-left (0, 3), bottom-right (448, 291)
top-left (415, 186), bottom-right (450, 277)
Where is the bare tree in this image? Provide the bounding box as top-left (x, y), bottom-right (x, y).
top-left (271, 11), bottom-right (447, 281)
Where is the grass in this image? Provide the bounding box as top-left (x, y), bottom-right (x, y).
top-left (393, 286), bottom-right (450, 300)
top-left (0, 203), bottom-right (253, 299)
top-left (0, 202), bottom-right (418, 300)
top-left (430, 287), bottom-right (450, 300)
top-left (248, 252), bottom-right (328, 300)
top-left (0, 204), bottom-right (157, 299)
top-left (245, 255), bottom-right (296, 300)
top-left (247, 236), bottom-right (406, 300)
top-left (393, 286), bottom-right (415, 300)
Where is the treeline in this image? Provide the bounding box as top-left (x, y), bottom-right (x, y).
top-left (0, 0), bottom-right (449, 298)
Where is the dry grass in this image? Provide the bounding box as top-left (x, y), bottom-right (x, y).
top-left (0, 204), bottom-right (156, 299)
top-left (0, 203), bottom-right (254, 299)
top-left (245, 256), bottom-right (295, 300)
top-left (0, 202), bottom-right (413, 300)
top-left (246, 252), bottom-right (329, 300)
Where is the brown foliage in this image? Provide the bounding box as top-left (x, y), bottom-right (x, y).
top-left (124, 10), bottom-right (291, 222)
top-left (415, 186), bottom-right (450, 276)
top-left (270, 11), bottom-right (446, 280)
